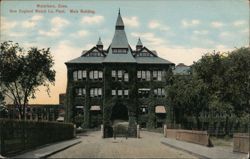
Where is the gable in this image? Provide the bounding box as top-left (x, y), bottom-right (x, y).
top-left (135, 47), bottom-right (157, 57)
top-left (83, 47), bottom-right (106, 57)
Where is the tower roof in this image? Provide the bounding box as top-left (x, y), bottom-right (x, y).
top-left (110, 9), bottom-right (129, 48)
top-left (115, 9), bottom-right (124, 28)
top-left (103, 9), bottom-right (136, 63)
top-left (137, 38), bottom-right (143, 46)
top-left (66, 10), bottom-right (174, 65)
top-left (96, 37), bottom-right (103, 46)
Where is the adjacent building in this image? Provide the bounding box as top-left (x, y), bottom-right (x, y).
top-left (65, 10), bottom-right (174, 137)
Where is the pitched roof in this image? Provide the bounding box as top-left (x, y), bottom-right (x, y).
top-left (66, 10), bottom-right (173, 65)
top-left (135, 56), bottom-right (173, 64)
top-left (97, 37), bottom-right (103, 46)
top-left (173, 64), bottom-right (191, 75)
top-left (66, 56), bottom-right (105, 64)
top-left (103, 10), bottom-right (136, 63)
top-left (103, 50), bottom-right (136, 63)
top-left (116, 9), bottom-right (124, 27)
top-left (137, 38), bottom-right (143, 46)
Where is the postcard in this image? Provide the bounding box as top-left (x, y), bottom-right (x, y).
top-left (0, 0), bottom-right (249, 158)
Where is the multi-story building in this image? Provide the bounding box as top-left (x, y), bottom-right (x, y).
top-left (65, 10), bottom-right (174, 137)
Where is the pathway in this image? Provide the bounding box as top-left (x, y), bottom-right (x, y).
top-left (49, 131), bottom-right (197, 158)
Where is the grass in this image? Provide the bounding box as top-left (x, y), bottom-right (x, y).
top-left (210, 135), bottom-right (233, 147)
top-left (142, 128), bottom-right (164, 134)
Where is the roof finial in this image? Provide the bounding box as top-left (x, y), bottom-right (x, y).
top-left (97, 37), bottom-right (103, 46)
top-left (137, 37), bottom-right (143, 46)
top-left (115, 8), bottom-right (124, 30)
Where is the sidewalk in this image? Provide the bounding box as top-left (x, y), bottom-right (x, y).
top-left (12, 138), bottom-right (81, 159)
top-left (161, 138), bottom-right (247, 159)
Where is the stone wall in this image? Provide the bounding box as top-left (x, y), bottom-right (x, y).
top-left (233, 133), bottom-right (249, 154)
top-left (164, 127), bottom-right (213, 147)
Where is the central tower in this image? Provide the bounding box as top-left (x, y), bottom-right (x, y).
top-left (103, 10), bottom-right (138, 137)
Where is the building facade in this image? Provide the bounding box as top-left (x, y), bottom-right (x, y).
top-left (65, 11), bottom-right (174, 137)
top-left (5, 104), bottom-right (64, 121)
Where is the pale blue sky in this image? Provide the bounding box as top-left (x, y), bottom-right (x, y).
top-left (1, 0), bottom-right (248, 49)
top-left (1, 0), bottom-right (249, 104)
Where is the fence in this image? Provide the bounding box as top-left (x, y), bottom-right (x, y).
top-left (0, 119), bottom-right (74, 156)
top-left (164, 127), bottom-right (213, 147)
top-left (175, 117), bottom-right (249, 136)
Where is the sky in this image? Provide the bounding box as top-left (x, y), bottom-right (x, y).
top-left (0, 0), bottom-right (249, 104)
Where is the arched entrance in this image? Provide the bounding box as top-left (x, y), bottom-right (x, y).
top-left (110, 104), bottom-right (129, 138)
top-left (111, 104), bottom-right (128, 122)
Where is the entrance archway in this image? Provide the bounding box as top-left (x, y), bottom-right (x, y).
top-left (111, 104), bottom-right (128, 122)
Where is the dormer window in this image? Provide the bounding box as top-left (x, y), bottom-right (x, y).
top-left (112, 48), bottom-right (128, 54)
top-left (86, 52), bottom-right (103, 57)
top-left (138, 52), bottom-right (153, 57)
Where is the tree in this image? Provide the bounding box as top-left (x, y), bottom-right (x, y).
top-left (224, 47), bottom-right (250, 115)
top-left (0, 41), bottom-right (55, 119)
top-left (0, 91), bottom-right (8, 118)
top-left (193, 48), bottom-right (250, 116)
top-left (166, 75), bottom-right (209, 129)
top-left (192, 48), bottom-right (250, 134)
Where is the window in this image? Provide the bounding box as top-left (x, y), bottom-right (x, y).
top-left (78, 71), bottom-right (82, 80)
top-left (137, 71), bottom-right (141, 79)
top-left (138, 51), bottom-right (153, 57)
top-left (98, 88), bottom-right (102, 97)
top-left (112, 70), bottom-right (116, 79)
top-left (73, 70), bottom-right (88, 81)
top-left (118, 90), bottom-right (123, 96)
top-left (87, 52), bottom-right (103, 57)
top-left (124, 90), bottom-right (129, 96)
top-left (94, 88), bottom-right (98, 97)
top-left (82, 70), bottom-right (87, 78)
top-left (73, 71), bottom-right (77, 81)
top-left (124, 73), bottom-right (129, 82)
top-left (157, 71), bottom-right (162, 81)
top-left (138, 88), bottom-right (150, 98)
top-left (112, 48), bottom-right (127, 54)
top-left (153, 71), bottom-right (157, 80)
top-left (75, 106), bottom-right (84, 115)
top-left (112, 70), bottom-right (128, 81)
top-left (112, 89), bottom-right (128, 98)
top-left (158, 88), bottom-right (162, 95)
top-left (89, 70), bottom-right (103, 80)
top-left (137, 70), bottom-right (151, 81)
top-left (75, 88), bottom-right (86, 96)
top-left (94, 71), bottom-right (98, 79)
top-left (154, 89), bottom-right (158, 96)
top-left (162, 89), bottom-right (165, 97)
top-left (140, 105), bottom-right (148, 114)
top-left (152, 70), bottom-right (164, 81)
top-left (83, 89), bottom-right (86, 95)
top-left (112, 90), bottom-right (116, 96)
top-left (90, 89), bottom-right (94, 97)
top-left (90, 88), bottom-right (102, 98)
top-left (99, 71), bottom-right (103, 79)
top-left (154, 88), bottom-right (165, 97)
top-left (89, 71), bottom-right (93, 80)
top-left (146, 71), bottom-right (151, 81)
top-left (118, 70), bottom-right (122, 80)
top-left (78, 88), bottom-right (82, 96)
top-left (141, 71), bottom-right (146, 80)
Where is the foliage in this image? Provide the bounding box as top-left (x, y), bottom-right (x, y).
top-left (166, 75), bottom-right (209, 128)
top-left (0, 119), bottom-right (74, 156)
top-left (0, 41), bottom-right (56, 119)
top-left (166, 47), bottom-right (250, 131)
top-left (193, 47), bottom-right (250, 116)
